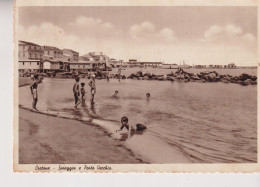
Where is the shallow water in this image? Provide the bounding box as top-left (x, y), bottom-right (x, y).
top-left (19, 77), bottom-right (257, 163)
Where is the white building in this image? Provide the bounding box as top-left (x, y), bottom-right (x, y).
top-left (18, 60), bottom-right (41, 72)
top-left (162, 63), bottom-right (179, 69)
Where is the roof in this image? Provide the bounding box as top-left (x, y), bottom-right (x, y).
top-left (81, 54), bottom-right (93, 58)
top-left (19, 40), bottom-right (41, 46)
top-left (19, 60), bottom-right (41, 62)
top-left (163, 63), bottom-right (178, 65)
top-left (43, 45), bottom-right (61, 51)
top-left (139, 62), bottom-right (162, 64)
top-left (63, 48), bottom-right (79, 54)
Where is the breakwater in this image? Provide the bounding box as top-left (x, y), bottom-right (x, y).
top-left (126, 68), bottom-right (257, 86)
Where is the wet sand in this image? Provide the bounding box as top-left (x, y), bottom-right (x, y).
top-left (19, 108), bottom-right (142, 164)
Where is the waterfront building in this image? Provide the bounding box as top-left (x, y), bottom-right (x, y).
top-left (109, 59), bottom-right (124, 68)
top-left (162, 63), bottom-right (179, 69)
top-left (69, 62), bottom-right (93, 72)
top-left (18, 60), bottom-right (41, 73)
top-left (194, 65), bottom-right (207, 69)
top-left (19, 40), bottom-right (43, 61)
top-left (42, 46), bottom-right (63, 61)
top-left (62, 49), bottom-right (79, 62)
top-left (87, 52), bottom-right (109, 71)
top-left (128, 59), bottom-right (162, 68)
top-left (42, 60), bottom-right (63, 72)
top-left (227, 63), bottom-right (236, 68)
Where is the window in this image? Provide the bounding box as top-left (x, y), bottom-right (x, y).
top-left (23, 62), bottom-right (24, 65)
top-left (37, 62), bottom-right (39, 65)
top-left (23, 53), bottom-right (25, 57)
top-left (30, 62), bottom-right (31, 65)
top-left (29, 53), bottom-right (32, 57)
top-left (47, 51), bottom-right (50, 55)
top-left (78, 65), bottom-right (80, 68)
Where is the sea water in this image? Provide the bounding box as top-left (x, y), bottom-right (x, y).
top-left (19, 74), bottom-right (257, 163)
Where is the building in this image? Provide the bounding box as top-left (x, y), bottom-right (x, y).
top-left (227, 63), bottom-right (236, 68)
top-left (129, 59), bottom-right (138, 63)
top-left (18, 60), bottom-right (41, 73)
top-left (79, 54), bottom-right (94, 62)
top-left (69, 62), bottom-right (93, 72)
top-left (109, 59), bottom-right (124, 68)
top-left (139, 62), bottom-right (162, 67)
top-left (62, 49), bottom-right (79, 62)
top-left (18, 40), bottom-right (43, 61)
top-left (128, 59), bottom-right (162, 68)
top-left (42, 46), bottom-right (63, 61)
top-left (194, 65), bottom-right (207, 69)
top-left (88, 52), bottom-right (109, 71)
top-left (162, 63), bottom-right (179, 69)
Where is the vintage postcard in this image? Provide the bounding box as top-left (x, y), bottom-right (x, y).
top-left (13, 0), bottom-right (260, 172)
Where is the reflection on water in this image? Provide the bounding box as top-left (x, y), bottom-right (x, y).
top-left (19, 77), bottom-right (257, 163)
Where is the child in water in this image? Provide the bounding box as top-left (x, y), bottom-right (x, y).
top-left (146, 93), bottom-right (150, 100)
top-left (112, 90), bottom-right (119, 97)
top-left (117, 116), bottom-right (147, 133)
top-left (80, 82), bottom-right (86, 101)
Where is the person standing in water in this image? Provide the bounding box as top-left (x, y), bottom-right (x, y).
top-left (73, 76), bottom-right (80, 108)
top-left (30, 74), bottom-right (40, 110)
top-left (80, 82), bottom-right (86, 101)
top-left (89, 74), bottom-right (96, 102)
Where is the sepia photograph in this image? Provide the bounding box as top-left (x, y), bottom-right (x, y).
top-left (13, 0), bottom-right (259, 172)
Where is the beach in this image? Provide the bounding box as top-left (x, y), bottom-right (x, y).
top-left (18, 76), bottom-right (257, 163)
top-left (19, 107), bottom-right (142, 164)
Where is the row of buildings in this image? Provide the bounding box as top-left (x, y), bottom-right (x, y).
top-left (162, 63), bottom-right (237, 69)
top-left (18, 40), bottom-right (109, 73)
top-left (18, 40), bottom-right (238, 73)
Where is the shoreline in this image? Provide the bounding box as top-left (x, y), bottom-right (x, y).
top-left (19, 106), bottom-right (144, 164)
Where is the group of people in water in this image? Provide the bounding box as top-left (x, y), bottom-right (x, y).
top-left (30, 73), bottom-right (147, 133)
top-left (73, 74), bottom-right (96, 108)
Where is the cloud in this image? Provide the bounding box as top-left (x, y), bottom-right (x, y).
top-left (19, 23), bottom-right (79, 50)
top-left (242, 33), bottom-right (256, 42)
top-left (203, 24), bottom-right (256, 44)
top-left (69, 16), bottom-right (114, 30)
top-left (129, 21), bottom-right (175, 42)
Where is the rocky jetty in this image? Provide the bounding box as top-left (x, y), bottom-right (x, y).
top-left (127, 68), bottom-right (257, 86)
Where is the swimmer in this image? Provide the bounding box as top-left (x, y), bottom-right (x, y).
top-left (112, 90), bottom-right (119, 97)
top-left (117, 116), bottom-right (147, 132)
top-left (146, 93), bottom-right (150, 100)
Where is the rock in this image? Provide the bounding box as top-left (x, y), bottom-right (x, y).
top-left (251, 76), bottom-right (257, 81)
top-left (158, 77), bottom-right (164, 81)
top-left (143, 76), bottom-right (149, 80)
top-left (241, 79), bottom-right (251, 86)
top-left (239, 73), bottom-right (251, 81)
top-left (136, 124), bottom-right (147, 131)
top-left (203, 72), bottom-right (217, 82)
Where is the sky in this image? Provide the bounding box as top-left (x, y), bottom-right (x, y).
top-left (18, 6), bottom-right (257, 66)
